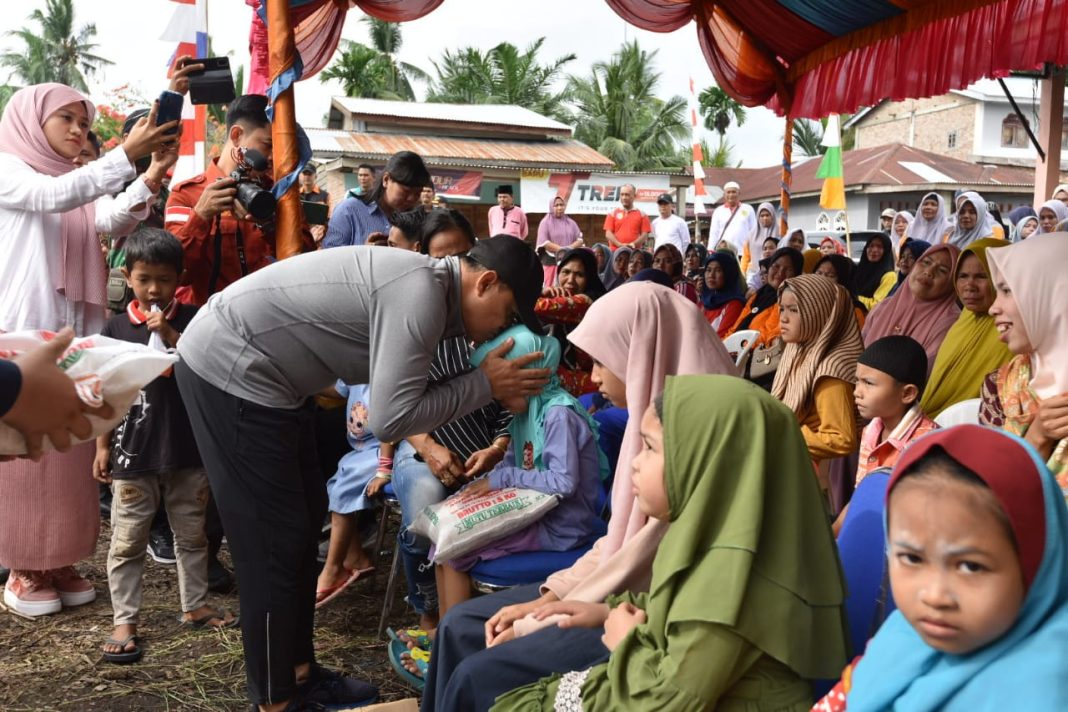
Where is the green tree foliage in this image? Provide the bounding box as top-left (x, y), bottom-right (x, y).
top-left (321, 40), bottom-right (406, 100)
top-left (698, 85), bottom-right (746, 137)
top-left (427, 38), bottom-right (575, 122)
top-left (0, 0), bottom-right (112, 93)
top-left (566, 40), bottom-right (688, 171)
top-left (362, 17), bottom-right (429, 100)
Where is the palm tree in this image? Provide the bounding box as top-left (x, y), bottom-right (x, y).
top-left (0, 0), bottom-right (112, 92)
top-left (566, 40), bottom-right (688, 171)
top-left (319, 41), bottom-right (398, 99)
top-left (698, 85), bottom-right (746, 137)
top-left (792, 118), bottom-right (825, 157)
top-left (360, 17), bottom-right (429, 100)
top-left (427, 39), bottom-right (576, 122)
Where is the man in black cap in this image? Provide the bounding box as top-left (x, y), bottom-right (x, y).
top-left (174, 236), bottom-right (548, 712)
top-left (651, 192), bottom-right (690, 253)
top-left (487, 184), bottom-right (528, 240)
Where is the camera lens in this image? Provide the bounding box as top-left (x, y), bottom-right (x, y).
top-left (235, 182), bottom-right (276, 220)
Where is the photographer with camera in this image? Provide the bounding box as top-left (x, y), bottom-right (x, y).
top-left (165, 94), bottom-right (312, 306)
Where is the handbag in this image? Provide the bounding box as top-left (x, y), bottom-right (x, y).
top-left (745, 338), bottom-right (784, 381)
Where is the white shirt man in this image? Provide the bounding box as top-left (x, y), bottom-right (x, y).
top-left (709, 181), bottom-right (757, 257)
top-left (651, 193), bottom-right (690, 253)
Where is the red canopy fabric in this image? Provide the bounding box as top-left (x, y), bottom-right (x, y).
top-left (607, 0), bottom-right (1068, 118)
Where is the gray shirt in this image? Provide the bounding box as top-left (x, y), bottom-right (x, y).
top-left (178, 247), bottom-right (492, 443)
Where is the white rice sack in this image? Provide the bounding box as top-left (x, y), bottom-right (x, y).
top-left (410, 486), bottom-right (559, 563)
top-left (0, 330), bottom-right (179, 455)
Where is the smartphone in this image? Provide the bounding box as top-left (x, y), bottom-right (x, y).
top-left (187, 56), bottom-right (236, 106)
top-left (156, 90), bottom-right (184, 135)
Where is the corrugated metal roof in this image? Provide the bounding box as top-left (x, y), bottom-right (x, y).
top-left (306, 127), bottom-right (614, 171)
top-left (331, 97), bottom-right (573, 133)
top-left (701, 143), bottom-right (1044, 202)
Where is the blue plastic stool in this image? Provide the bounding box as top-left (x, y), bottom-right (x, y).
top-left (470, 518), bottom-right (608, 593)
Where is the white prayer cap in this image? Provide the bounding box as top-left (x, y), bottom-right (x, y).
top-left (723, 181), bottom-right (740, 191)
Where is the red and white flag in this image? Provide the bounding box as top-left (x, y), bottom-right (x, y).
top-left (160, 0), bottom-right (207, 183)
top-left (688, 77), bottom-right (707, 215)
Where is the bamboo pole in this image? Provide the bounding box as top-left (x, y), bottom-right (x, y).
top-left (779, 116), bottom-right (792, 236)
top-left (267, 0), bottom-right (303, 260)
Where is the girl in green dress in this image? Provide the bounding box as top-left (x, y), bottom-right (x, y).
top-left (492, 375), bottom-right (850, 711)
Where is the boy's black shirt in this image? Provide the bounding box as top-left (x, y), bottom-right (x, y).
top-left (100, 302), bottom-right (202, 478)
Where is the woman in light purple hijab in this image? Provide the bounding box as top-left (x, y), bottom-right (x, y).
top-left (536, 196), bottom-right (583, 286)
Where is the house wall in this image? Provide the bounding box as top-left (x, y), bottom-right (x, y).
top-left (854, 96), bottom-right (977, 160)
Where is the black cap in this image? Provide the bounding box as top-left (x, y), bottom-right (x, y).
top-left (656, 193), bottom-right (674, 204)
top-left (467, 235), bottom-right (543, 333)
top-left (122, 108), bottom-right (150, 137)
top-left (858, 335), bottom-right (929, 393)
top-left (496, 185), bottom-right (514, 196)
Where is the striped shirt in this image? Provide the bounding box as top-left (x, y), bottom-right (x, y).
top-left (428, 336), bottom-right (511, 461)
top-left (322, 195), bottom-right (390, 248)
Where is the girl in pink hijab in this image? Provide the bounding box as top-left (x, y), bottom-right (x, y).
top-left (421, 282), bottom-right (736, 712)
top-left (0, 84), bottom-right (174, 619)
top-left (862, 244), bottom-right (961, 375)
top-left (980, 233), bottom-right (1068, 496)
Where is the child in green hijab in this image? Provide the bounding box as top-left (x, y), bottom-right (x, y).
top-left (493, 375), bottom-right (850, 711)
top-left (433, 325), bottom-right (609, 621)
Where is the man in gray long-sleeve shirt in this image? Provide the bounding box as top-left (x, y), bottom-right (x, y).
top-left (174, 237), bottom-right (547, 711)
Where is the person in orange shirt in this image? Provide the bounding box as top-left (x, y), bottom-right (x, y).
top-left (603, 184), bottom-right (651, 249)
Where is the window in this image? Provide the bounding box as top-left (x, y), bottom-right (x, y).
top-left (1001, 114), bottom-right (1029, 148)
top-left (947, 130), bottom-right (958, 149)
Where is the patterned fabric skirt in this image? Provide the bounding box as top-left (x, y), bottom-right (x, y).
top-left (0, 442), bottom-right (99, 569)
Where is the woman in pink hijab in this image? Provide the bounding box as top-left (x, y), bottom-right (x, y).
top-left (0, 84), bottom-right (175, 618)
top-left (980, 233), bottom-right (1068, 495)
top-left (862, 243), bottom-right (962, 375)
top-left (421, 282), bottom-right (736, 712)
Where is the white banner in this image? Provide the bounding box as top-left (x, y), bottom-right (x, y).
top-left (520, 170), bottom-right (670, 215)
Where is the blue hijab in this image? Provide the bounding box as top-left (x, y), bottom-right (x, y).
top-left (700, 252), bottom-right (745, 311)
top-left (470, 325), bottom-right (609, 480)
top-left (848, 425), bottom-right (1068, 711)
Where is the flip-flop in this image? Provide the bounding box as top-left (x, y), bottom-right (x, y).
top-left (102, 634), bottom-right (143, 664)
top-left (387, 638), bottom-right (428, 690)
top-left (387, 626), bottom-right (433, 652)
top-left (178, 607), bottom-right (240, 629)
top-left (315, 565), bottom-right (375, 609)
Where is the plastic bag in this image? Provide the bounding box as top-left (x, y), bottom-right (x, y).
top-left (0, 330), bottom-right (179, 455)
top-left (409, 486), bottom-right (559, 563)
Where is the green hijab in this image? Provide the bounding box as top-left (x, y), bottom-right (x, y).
top-left (470, 325), bottom-right (609, 479)
top-left (650, 375), bottom-right (850, 678)
top-left (920, 237), bottom-right (1013, 417)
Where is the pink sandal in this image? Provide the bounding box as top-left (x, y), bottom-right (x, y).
top-left (315, 566), bottom-right (375, 608)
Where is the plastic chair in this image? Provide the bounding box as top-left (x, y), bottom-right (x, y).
top-left (470, 518), bottom-right (607, 593)
top-left (373, 482), bottom-right (404, 639)
top-left (722, 329), bottom-right (761, 374)
top-left (934, 398), bottom-right (981, 428)
top-left (837, 469), bottom-right (896, 654)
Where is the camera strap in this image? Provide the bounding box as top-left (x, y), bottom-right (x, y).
top-left (207, 215), bottom-right (249, 297)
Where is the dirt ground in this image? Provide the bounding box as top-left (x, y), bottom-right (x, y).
top-left (0, 520), bottom-right (421, 711)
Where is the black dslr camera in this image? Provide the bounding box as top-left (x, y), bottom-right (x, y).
top-left (230, 148), bottom-right (276, 221)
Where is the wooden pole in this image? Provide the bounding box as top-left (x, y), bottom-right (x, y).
top-left (1033, 66), bottom-right (1065, 207)
top-left (267, 0), bottom-right (303, 260)
top-left (779, 116), bottom-right (793, 236)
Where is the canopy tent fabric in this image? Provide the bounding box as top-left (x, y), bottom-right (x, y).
top-left (606, 0), bottom-right (1068, 118)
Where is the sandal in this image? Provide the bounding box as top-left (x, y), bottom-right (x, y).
top-left (178, 607), bottom-right (240, 629)
top-left (388, 637), bottom-right (428, 690)
top-left (387, 626), bottom-right (433, 652)
top-left (315, 565), bottom-right (374, 609)
top-left (102, 634), bottom-right (143, 664)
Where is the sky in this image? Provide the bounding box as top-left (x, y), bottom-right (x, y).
top-left (0, 0), bottom-right (787, 168)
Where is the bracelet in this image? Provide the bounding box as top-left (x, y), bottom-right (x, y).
top-left (491, 440), bottom-right (509, 454)
top-left (378, 456), bottom-right (394, 469)
top-left (373, 470), bottom-right (393, 482)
